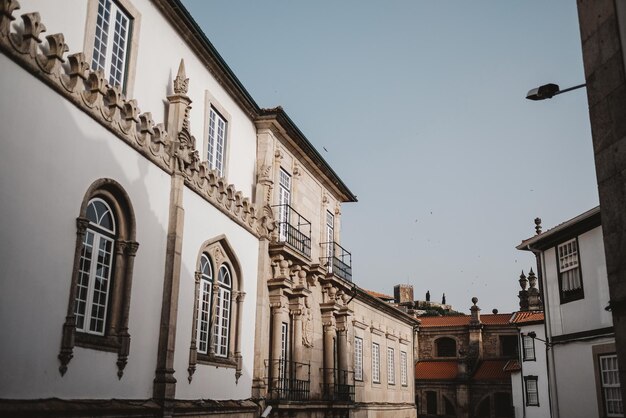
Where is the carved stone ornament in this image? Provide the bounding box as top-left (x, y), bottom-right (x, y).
top-left (302, 305), bottom-right (314, 348)
top-left (0, 6), bottom-right (271, 239)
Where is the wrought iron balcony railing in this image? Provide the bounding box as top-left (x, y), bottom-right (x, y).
top-left (321, 241), bottom-right (352, 282)
top-left (265, 359), bottom-right (311, 401)
top-left (272, 204), bottom-right (312, 258)
top-left (320, 368), bottom-right (355, 402)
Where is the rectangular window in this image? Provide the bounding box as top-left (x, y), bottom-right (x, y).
top-left (387, 347), bottom-right (395, 385)
top-left (558, 238), bottom-right (584, 303)
top-left (600, 354), bottom-right (624, 417)
top-left (372, 343), bottom-right (380, 383)
top-left (207, 107), bottom-right (227, 177)
top-left (91, 0), bottom-right (131, 90)
top-left (522, 335), bottom-right (536, 361)
top-left (353, 337), bottom-right (363, 381)
top-left (525, 376), bottom-right (539, 406)
top-left (278, 169), bottom-right (291, 241)
top-left (401, 351), bottom-right (408, 386)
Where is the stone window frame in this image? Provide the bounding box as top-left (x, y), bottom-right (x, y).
top-left (188, 236), bottom-right (245, 383)
top-left (58, 178), bottom-right (138, 378)
top-left (354, 336), bottom-right (364, 381)
top-left (83, 0), bottom-right (142, 96)
top-left (592, 343), bottom-right (623, 418)
top-left (203, 91), bottom-right (232, 179)
top-left (372, 342), bottom-right (381, 384)
top-left (386, 346), bottom-right (395, 385)
top-left (400, 350), bottom-right (408, 386)
top-left (434, 336), bottom-right (458, 358)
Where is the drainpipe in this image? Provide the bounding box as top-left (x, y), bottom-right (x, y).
top-left (525, 244), bottom-right (555, 418)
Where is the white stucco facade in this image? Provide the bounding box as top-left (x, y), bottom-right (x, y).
top-left (518, 208), bottom-right (621, 418)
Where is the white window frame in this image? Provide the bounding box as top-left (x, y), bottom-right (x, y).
top-left (207, 107), bottom-right (227, 177)
top-left (600, 354), bottom-right (624, 417)
top-left (525, 376), bottom-right (539, 406)
top-left (372, 343), bottom-right (380, 383)
top-left (387, 347), bottom-right (395, 385)
top-left (90, 0), bottom-right (131, 89)
top-left (558, 238), bottom-right (583, 296)
top-left (213, 264), bottom-right (232, 357)
top-left (196, 253), bottom-right (213, 354)
top-left (278, 168), bottom-right (291, 241)
top-left (401, 351), bottom-right (408, 386)
top-left (354, 337), bottom-right (363, 381)
top-left (75, 198), bottom-right (116, 336)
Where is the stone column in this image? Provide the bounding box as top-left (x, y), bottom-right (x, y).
top-left (270, 299), bottom-right (285, 382)
top-left (290, 305), bottom-right (303, 365)
top-left (335, 314), bottom-right (349, 379)
top-left (322, 313), bottom-right (336, 389)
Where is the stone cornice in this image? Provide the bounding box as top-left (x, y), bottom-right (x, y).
top-left (353, 288), bottom-right (420, 327)
top-left (0, 2), bottom-right (272, 239)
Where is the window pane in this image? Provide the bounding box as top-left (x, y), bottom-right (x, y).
top-left (354, 337), bottom-right (363, 381)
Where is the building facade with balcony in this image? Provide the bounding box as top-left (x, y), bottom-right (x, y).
top-left (251, 108), bottom-right (418, 418)
top-left (517, 208), bottom-right (623, 418)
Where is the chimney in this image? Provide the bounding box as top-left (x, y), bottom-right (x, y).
top-left (394, 284), bottom-right (414, 304)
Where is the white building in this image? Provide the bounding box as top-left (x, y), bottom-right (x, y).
top-left (517, 207), bottom-right (623, 418)
top-left (507, 310), bottom-right (550, 418)
top-left (0, 0), bottom-right (270, 415)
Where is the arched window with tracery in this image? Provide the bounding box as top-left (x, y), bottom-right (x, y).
top-left (75, 198), bottom-right (116, 335)
top-left (58, 179), bottom-right (138, 378)
top-left (197, 254), bottom-right (213, 354)
top-left (188, 237), bottom-right (243, 383)
top-left (214, 264), bottom-right (232, 357)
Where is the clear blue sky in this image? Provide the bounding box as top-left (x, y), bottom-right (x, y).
top-left (182, 0), bottom-right (599, 313)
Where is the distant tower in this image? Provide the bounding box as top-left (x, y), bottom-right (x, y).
top-left (442, 293), bottom-right (446, 304)
top-left (426, 290), bottom-right (431, 302)
top-left (394, 284), bottom-right (414, 304)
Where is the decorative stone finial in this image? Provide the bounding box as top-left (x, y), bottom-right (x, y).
top-left (492, 309), bottom-right (498, 314)
top-left (534, 217), bottom-right (542, 235)
top-left (519, 270), bottom-right (528, 290)
top-left (173, 59), bottom-right (189, 95)
top-left (471, 296), bottom-right (478, 305)
top-left (528, 268), bottom-right (537, 288)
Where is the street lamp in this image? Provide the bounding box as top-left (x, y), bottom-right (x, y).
top-left (525, 82), bottom-right (586, 100)
top-left (526, 331), bottom-right (553, 349)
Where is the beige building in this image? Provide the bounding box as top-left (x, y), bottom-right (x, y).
top-left (251, 108), bottom-right (418, 418)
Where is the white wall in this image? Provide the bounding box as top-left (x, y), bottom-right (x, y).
top-left (514, 323), bottom-right (550, 418)
top-left (173, 189), bottom-right (259, 400)
top-left (551, 338), bottom-right (614, 418)
top-left (542, 227), bottom-right (612, 336)
top-left (24, 0), bottom-right (258, 196)
top-left (0, 54), bottom-right (171, 399)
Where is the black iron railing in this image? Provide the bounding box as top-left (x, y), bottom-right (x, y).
top-left (321, 241), bottom-right (352, 282)
top-left (266, 359), bottom-right (311, 401)
top-left (320, 368), bottom-right (355, 402)
top-left (272, 204), bottom-right (312, 258)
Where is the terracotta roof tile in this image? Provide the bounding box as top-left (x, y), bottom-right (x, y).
top-left (472, 360), bottom-right (510, 381)
top-left (364, 289), bottom-right (394, 301)
top-left (418, 313), bottom-right (513, 328)
top-left (415, 361), bottom-right (458, 380)
top-left (503, 359), bottom-right (521, 372)
top-left (511, 311), bottom-right (544, 324)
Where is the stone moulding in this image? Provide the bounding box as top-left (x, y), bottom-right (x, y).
top-left (0, 0), bottom-right (273, 239)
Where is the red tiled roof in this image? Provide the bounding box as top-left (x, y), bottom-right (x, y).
top-left (364, 289), bottom-right (394, 301)
top-left (415, 361), bottom-right (458, 380)
top-left (503, 359), bottom-right (521, 372)
top-left (418, 313), bottom-right (513, 328)
top-left (472, 360), bottom-right (510, 381)
top-left (511, 311), bottom-right (544, 324)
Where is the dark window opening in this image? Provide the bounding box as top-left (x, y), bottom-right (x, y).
top-left (436, 337), bottom-right (457, 357)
